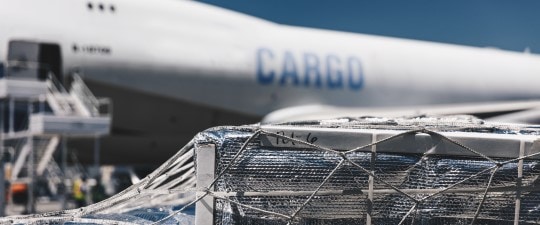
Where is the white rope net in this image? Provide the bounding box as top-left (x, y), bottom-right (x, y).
top-left (2, 116), bottom-right (540, 225)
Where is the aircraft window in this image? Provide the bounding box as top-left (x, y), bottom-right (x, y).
top-left (87, 2), bottom-right (93, 10)
top-left (110, 5), bottom-right (116, 12)
top-left (99, 3), bottom-right (105, 11)
top-left (72, 44), bottom-right (78, 52)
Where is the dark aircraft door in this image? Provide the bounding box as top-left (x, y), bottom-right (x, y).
top-left (0, 62), bottom-right (4, 78)
top-left (7, 40), bottom-right (63, 83)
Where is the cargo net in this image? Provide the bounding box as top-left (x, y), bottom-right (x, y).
top-left (2, 116), bottom-right (540, 225)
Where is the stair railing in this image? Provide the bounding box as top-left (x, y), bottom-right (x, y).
top-left (70, 73), bottom-right (111, 117)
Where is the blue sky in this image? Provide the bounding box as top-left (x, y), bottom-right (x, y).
top-left (199, 1), bottom-right (540, 53)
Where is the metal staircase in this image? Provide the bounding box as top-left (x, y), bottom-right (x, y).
top-left (30, 73), bottom-right (111, 136)
top-left (45, 76), bottom-right (75, 116)
top-left (36, 136), bottom-right (59, 177)
top-left (70, 74), bottom-right (106, 117)
top-left (0, 60), bottom-right (111, 214)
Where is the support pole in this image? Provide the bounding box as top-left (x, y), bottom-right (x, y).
top-left (0, 101), bottom-right (5, 216)
top-left (195, 144), bottom-right (216, 225)
top-left (366, 133), bottom-right (377, 225)
top-left (62, 137), bottom-right (67, 175)
top-left (514, 140), bottom-right (525, 225)
top-left (93, 136), bottom-right (100, 177)
top-left (26, 102), bottom-right (35, 214)
top-left (61, 137), bottom-right (68, 210)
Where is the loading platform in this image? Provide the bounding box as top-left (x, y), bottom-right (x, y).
top-left (0, 60), bottom-right (112, 215)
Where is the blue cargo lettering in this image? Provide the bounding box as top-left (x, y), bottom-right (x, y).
top-left (279, 51), bottom-right (300, 86)
top-left (256, 48), bottom-right (275, 85)
top-left (256, 48), bottom-right (364, 91)
top-left (303, 53), bottom-right (322, 88)
top-left (347, 57), bottom-right (363, 90)
top-left (326, 55), bottom-right (343, 89)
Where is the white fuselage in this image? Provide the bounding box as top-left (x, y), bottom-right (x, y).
top-left (2, 0), bottom-right (540, 116)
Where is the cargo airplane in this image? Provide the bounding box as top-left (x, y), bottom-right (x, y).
top-left (2, 0), bottom-right (540, 165)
